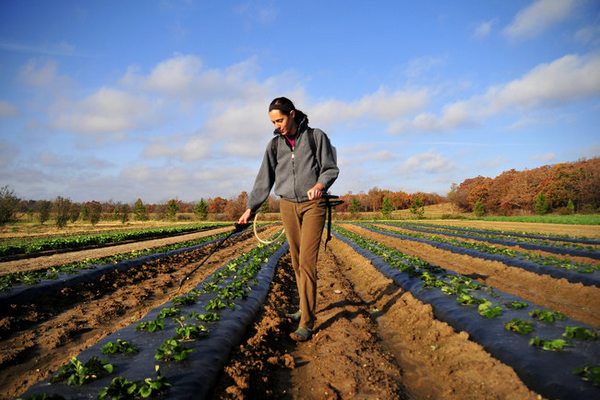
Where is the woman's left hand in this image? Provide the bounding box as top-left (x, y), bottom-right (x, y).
top-left (307, 183), bottom-right (326, 200)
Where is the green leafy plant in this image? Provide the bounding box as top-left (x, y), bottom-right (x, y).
top-left (478, 300), bottom-right (503, 318)
top-left (155, 338), bottom-right (193, 362)
top-left (136, 319), bottom-right (165, 333)
top-left (529, 309), bottom-right (566, 323)
top-left (175, 323), bottom-right (208, 341)
top-left (504, 318), bottom-right (534, 335)
top-left (50, 356), bottom-right (113, 386)
top-left (101, 339), bottom-right (139, 355)
top-left (574, 365), bottom-right (600, 387)
top-left (98, 365), bottom-right (171, 399)
top-left (196, 312), bottom-right (220, 322)
top-left (505, 301), bottom-right (528, 309)
top-left (529, 336), bottom-right (569, 351)
top-left (157, 307), bottom-right (181, 319)
top-left (563, 326), bottom-right (598, 341)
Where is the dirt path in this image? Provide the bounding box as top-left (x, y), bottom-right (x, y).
top-left (0, 228), bottom-right (277, 399)
top-left (346, 223), bottom-right (600, 327)
top-left (0, 226), bottom-right (233, 276)
top-left (215, 236), bottom-right (540, 399)
top-left (415, 220), bottom-right (600, 239)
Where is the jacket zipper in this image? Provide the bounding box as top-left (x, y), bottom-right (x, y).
top-left (291, 149), bottom-right (299, 202)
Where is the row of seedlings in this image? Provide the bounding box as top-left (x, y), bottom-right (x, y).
top-left (20, 234), bottom-right (288, 400)
top-left (362, 222), bottom-right (600, 288)
top-left (334, 225), bottom-right (599, 400)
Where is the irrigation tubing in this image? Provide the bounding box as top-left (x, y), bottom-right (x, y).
top-left (21, 242), bottom-right (289, 400)
top-left (335, 231), bottom-right (600, 400)
top-left (364, 224), bottom-right (600, 288)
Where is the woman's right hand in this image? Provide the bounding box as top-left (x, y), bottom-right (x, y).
top-left (238, 208), bottom-right (253, 224)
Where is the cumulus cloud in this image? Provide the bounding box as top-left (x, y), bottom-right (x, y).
top-left (486, 53), bottom-right (600, 111)
top-left (531, 152), bottom-right (557, 162)
top-left (144, 134), bottom-right (213, 161)
top-left (401, 52), bottom-right (600, 132)
top-left (121, 54), bottom-right (261, 102)
top-left (504, 0), bottom-right (577, 39)
top-left (19, 59), bottom-right (59, 86)
top-left (311, 88), bottom-right (429, 130)
top-left (52, 87), bottom-right (158, 135)
top-left (0, 101), bottom-right (18, 117)
top-left (400, 151), bottom-right (454, 174)
top-left (474, 20), bottom-right (495, 39)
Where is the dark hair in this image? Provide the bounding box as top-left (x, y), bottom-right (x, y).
top-left (269, 97), bottom-right (308, 125)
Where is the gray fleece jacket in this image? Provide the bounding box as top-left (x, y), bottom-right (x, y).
top-left (247, 123), bottom-right (339, 213)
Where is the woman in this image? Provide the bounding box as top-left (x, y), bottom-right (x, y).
top-left (238, 97), bottom-right (339, 342)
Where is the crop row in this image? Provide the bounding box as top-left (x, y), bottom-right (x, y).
top-left (0, 223), bottom-right (226, 258)
top-left (333, 225), bottom-right (599, 400)
top-left (389, 222), bottom-right (599, 259)
top-left (20, 235), bottom-right (288, 399)
top-left (362, 222), bottom-right (600, 288)
top-left (0, 230), bottom-right (236, 303)
top-left (398, 222), bottom-right (600, 246)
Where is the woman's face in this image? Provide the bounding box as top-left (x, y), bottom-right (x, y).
top-left (269, 109), bottom-right (297, 137)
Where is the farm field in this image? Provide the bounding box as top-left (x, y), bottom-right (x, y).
top-left (0, 220), bottom-right (599, 399)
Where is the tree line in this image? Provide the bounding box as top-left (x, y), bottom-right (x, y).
top-left (448, 157), bottom-right (600, 216)
top-left (0, 185), bottom-right (447, 227)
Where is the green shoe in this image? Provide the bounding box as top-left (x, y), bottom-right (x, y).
top-left (290, 326), bottom-right (312, 342)
top-left (286, 310), bottom-right (302, 322)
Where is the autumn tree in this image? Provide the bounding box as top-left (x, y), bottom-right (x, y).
top-left (38, 200), bottom-right (52, 224)
top-left (165, 199), bottom-right (179, 221)
top-left (134, 198), bottom-right (148, 221)
top-left (87, 201), bottom-right (103, 225)
top-left (194, 199), bottom-right (209, 220)
top-left (381, 197), bottom-right (394, 219)
top-left (0, 185), bottom-right (20, 225)
top-left (54, 196), bottom-right (72, 228)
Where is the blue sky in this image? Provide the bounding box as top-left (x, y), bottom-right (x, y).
top-left (1, 0), bottom-right (599, 203)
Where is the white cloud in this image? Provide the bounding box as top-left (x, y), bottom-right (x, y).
top-left (402, 52), bottom-right (600, 132)
top-left (0, 101), bottom-right (18, 117)
top-left (575, 25), bottom-right (600, 46)
top-left (401, 151), bottom-right (454, 174)
top-left (19, 59), bottom-right (59, 86)
top-left (504, 0), bottom-right (577, 39)
top-left (487, 53), bottom-right (600, 111)
top-left (311, 88), bottom-right (429, 130)
top-left (144, 134), bottom-right (212, 161)
top-left (122, 54), bottom-right (261, 102)
top-left (531, 152), bottom-right (557, 162)
top-left (52, 87), bottom-right (157, 135)
top-left (474, 20), bottom-right (495, 39)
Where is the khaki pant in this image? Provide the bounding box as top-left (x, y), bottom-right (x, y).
top-left (280, 198), bottom-right (326, 329)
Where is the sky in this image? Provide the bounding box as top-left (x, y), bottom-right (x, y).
top-left (0, 0), bottom-right (599, 204)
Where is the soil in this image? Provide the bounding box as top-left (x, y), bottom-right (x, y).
top-left (2, 220), bottom-right (594, 399)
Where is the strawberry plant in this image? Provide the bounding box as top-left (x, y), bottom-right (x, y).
top-left (478, 300), bottom-right (503, 318)
top-left (175, 323), bottom-right (208, 341)
top-left (529, 336), bottom-right (570, 351)
top-left (196, 312), bottom-right (220, 322)
top-left (505, 301), bottom-right (529, 309)
top-left (101, 339), bottom-right (139, 355)
top-left (50, 356), bottom-right (113, 386)
top-left (529, 309), bottom-right (566, 323)
top-left (574, 365), bottom-right (600, 387)
top-left (157, 306), bottom-right (181, 319)
top-left (506, 319), bottom-right (534, 335)
top-left (136, 319), bottom-right (164, 333)
top-left (155, 338), bottom-right (193, 362)
top-left (563, 326), bottom-right (598, 340)
top-left (97, 365), bottom-right (171, 399)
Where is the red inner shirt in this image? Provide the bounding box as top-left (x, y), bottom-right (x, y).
top-left (285, 135), bottom-right (296, 150)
